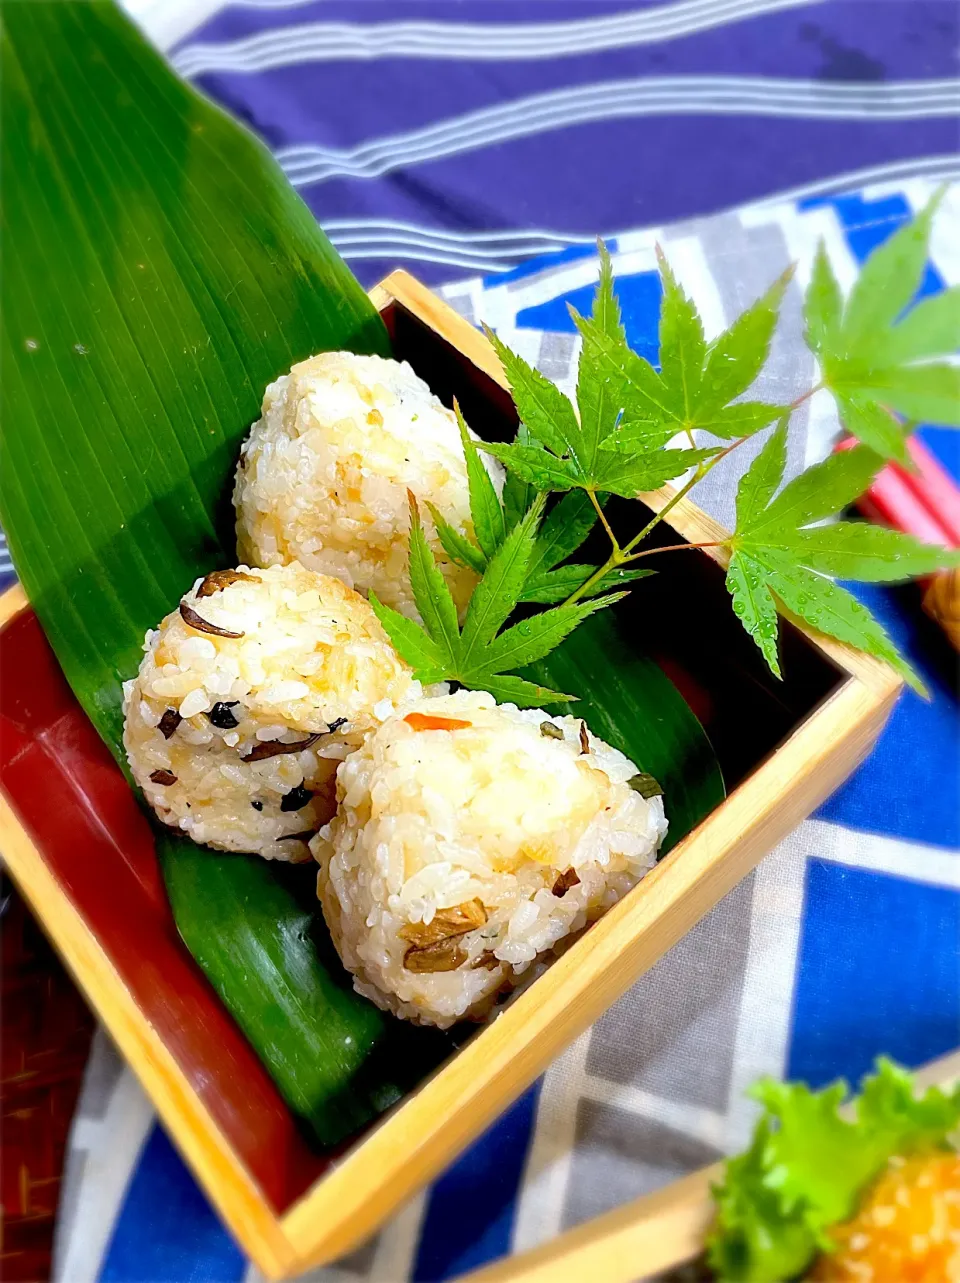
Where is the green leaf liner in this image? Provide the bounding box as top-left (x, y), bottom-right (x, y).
top-left (161, 840), bottom-right (459, 1144)
top-left (1, 0), bottom-right (388, 755)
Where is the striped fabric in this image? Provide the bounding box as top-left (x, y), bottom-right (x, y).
top-left (31, 3), bottom-right (960, 1280)
top-left (51, 180), bottom-right (960, 1283)
top-left (125, 0), bottom-right (960, 284)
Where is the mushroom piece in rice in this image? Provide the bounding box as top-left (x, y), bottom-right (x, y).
top-left (233, 351), bottom-right (502, 621)
top-left (123, 562), bottom-right (423, 861)
top-left (311, 690), bottom-right (668, 1027)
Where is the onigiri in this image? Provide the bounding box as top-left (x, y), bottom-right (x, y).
top-left (311, 689), bottom-right (668, 1027)
top-left (233, 351), bottom-right (503, 621)
top-left (123, 562), bottom-right (423, 861)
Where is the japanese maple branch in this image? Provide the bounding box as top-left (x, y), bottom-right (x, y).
top-left (623, 540), bottom-right (724, 561)
top-left (588, 487), bottom-right (620, 554)
top-left (562, 380), bottom-right (824, 608)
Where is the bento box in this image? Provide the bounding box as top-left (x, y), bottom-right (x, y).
top-left (0, 272), bottom-right (902, 1279)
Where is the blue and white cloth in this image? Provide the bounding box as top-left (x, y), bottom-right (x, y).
top-left (44, 4), bottom-right (960, 1281)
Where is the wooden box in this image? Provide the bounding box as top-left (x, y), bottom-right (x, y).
top-left (0, 274), bottom-right (901, 1278)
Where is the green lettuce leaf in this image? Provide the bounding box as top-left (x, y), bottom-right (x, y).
top-left (706, 1059), bottom-right (960, 1283)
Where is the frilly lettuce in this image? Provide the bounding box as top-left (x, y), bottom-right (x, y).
top-left (705, 1058), bottom-right (960, 1282)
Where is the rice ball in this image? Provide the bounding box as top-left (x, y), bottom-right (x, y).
top-left (233, 351), bottom-right (502, 621)
top-left (311, 690), bottom-right (668, 1027)
top-left (123, 562), bottom-right (423, 861)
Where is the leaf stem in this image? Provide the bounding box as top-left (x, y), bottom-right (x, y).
top-left (562, 548), bottom-right (621, 607)
top-left (788, 381), bottom-right (824, 411)
top-left (622, 540), bottom-right (724, 561)
top-left (562, 414), bottom-right (789, 609)
top-left (588, 487), bottom-right (620, 555)
top-left (619, 466), bottom-right (704, 560)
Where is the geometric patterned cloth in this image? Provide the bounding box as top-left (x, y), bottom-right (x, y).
top-left (35, 1), bottom-right (959, 1278)
top-left (52, 178), bottom-right (960, 1283)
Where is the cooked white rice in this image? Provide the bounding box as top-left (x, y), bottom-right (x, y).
top-left (311, 689), bottom-right (668, 1027)
top-left (123, 562), bottom-right (423, 861)
top-left (233, 351), bottom-right (503, 621)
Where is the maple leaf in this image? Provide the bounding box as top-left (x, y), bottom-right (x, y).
top-left (805, 189), bottom-right (960, 465)
top-left (481, 241), bottom-right (789, 502)
top-left (430, 405), bottom-right (652, 604)
top-left (727, 419), bottom-right (960, 693)
top-left (370, 494), bottom-right (625, 706)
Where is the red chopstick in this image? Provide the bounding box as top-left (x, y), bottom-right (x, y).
top-left (834, 437), bottom-right (959, 549)
top-left (834, 435), bottom-right (960, 651)
top-left (903, 437), bottom-right (960, 546)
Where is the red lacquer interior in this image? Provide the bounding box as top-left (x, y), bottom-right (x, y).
top-left (0, 607), bottom-right (329, 1211)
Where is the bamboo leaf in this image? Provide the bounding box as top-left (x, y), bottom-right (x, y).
top-left (0, 0), bottom-right (438, 1148)
top-left (0, 1), bottom-right (726, 1149)
top-left (0, 0), bottom-right (388, 757)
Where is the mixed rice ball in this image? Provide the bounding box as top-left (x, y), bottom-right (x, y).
top-left (311, 690), bottom-right (668, 1027)
top-left (123, 562), bottom-right (423, 861)
top-left (234, 351), bottom-right (502, 621)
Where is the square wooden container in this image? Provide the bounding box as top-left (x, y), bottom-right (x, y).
top-left (0, 273), bottom-right (902, 1278)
